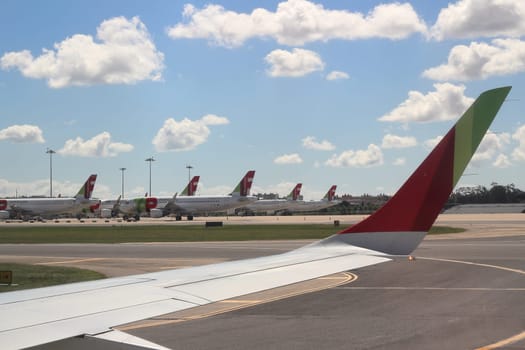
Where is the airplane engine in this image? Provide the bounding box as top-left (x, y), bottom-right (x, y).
top-left (149, 208), bottom-right (163, 218)
top-left (0, 210), bottom-right (9, 219)
top-left (0, 199), bottom-right (7, 210)
top-left (100, 208), bottom-right (113, 218)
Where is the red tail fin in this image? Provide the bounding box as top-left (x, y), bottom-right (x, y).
top-left (75, 175), bottom-right (97, 199)
top-left (292, 183), bottom-right (302, 200)
top-left (328, 87), bottom-right (511, 255)
top-left (324, 185), bottom-right (337, 201)
top-left (231, 170), bottom-right (255, 197)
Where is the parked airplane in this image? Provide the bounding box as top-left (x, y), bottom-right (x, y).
top-left (0, 87), bottom-right (511, 350)
top-left (99, 196), bottom-right (158, 220)
top-left (158, 171), bottom-right (256, 220)
top-left (99, 176), bottom-right (200, 220)
top-left (0, 175), bottom-right (98, 220)
top-left (240, 183), bottom-right (303, 215)
top-left (287, 185), bottom-right (341, 212)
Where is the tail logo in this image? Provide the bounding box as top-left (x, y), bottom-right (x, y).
top-left (293, 184), bottom-right (302, 200)
top-left (189, 176), bottom-right (200, 196)
top-left (0, 200), bottom-right (7, 210)
top-left (328, 186), bottom-right (337, 201)
top-left (240, 171), bottom-right (255, 196)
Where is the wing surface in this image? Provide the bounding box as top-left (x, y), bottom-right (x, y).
top-left (0, 243), bottom-right (388, 349)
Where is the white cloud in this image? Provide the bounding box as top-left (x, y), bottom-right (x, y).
top-left (379, 83), bottom-right (474, 123)
top-left (422, 39), bottom-right (525, 81)
top-left (512, 124), bottom-right (525, 161)
top-left (152, 114), bottom-right (229, 152)
top-left (274, 153), bottom-right (303, 164)
top-left (381, 134), bottom-right (417, 149)
top-left (471, 131), bottom-right (510, 166)
top-left (326, 71), bottom-right (349, 81)
top-left (493, 154), bottom-right (511, 168)
top-left (325, 144), bottom-right (383, 168)
top-left (393, 157), bottom-right (406, 166)
top-left (302, 136), bottom-right (335, 151)
top-left (0, 124), bottom-right (44, 143)
top-left (58, 131), bottom-right (134, 157)
top-left (167, 1), bottom-right (427, 47)
top-left (0, 177), bottom-right (104, 198)
top-left (431, 0), bottom-right (525, 41)
top-left (424, 135), bottom-right (444, 149)
top-left (265, 48), bottom-right (324, 77)
top-left (1, 16), bottom-right (164, 88)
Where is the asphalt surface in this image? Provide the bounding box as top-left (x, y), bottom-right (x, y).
top-left (0, 215), bottom-right (524, 349)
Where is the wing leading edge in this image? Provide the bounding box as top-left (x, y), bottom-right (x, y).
top-left (0, 87), bottom-right (511, 349)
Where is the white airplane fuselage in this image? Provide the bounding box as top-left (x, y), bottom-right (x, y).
top-left (158, 195), bottom-right (257, 214)
top-left (1, 198), bottom-right (98, 217)
top-left (287, 199), bottom-right (342, 212)
top-left (243, 199), bottom-right (296, 212)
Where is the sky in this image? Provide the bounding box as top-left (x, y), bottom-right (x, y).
top-left (0, 0), bottom-right (524, 200)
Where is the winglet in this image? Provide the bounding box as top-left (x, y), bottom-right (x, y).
top-left (231, 170), bottom-right (256, 197)
top-left (75, 174), bottom-right (97, 199)
top-left (329, 87), bottom-right (511, 255)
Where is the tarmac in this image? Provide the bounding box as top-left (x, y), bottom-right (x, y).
top-left (0, 213), bottom-right (524, 349)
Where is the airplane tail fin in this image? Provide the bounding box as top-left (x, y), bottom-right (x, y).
top-left (325, 86), bottom-right (511, 255)
top-left (323, 185), bottom-right (337, 201)
top-left (231, 170), bottom-right (255, 197)
top-left (180, 176), bottom-right (200, 196)
top-left (75, 174), bottom-right (97, 199)
top-left (286, 183), bottom-right (302, 200)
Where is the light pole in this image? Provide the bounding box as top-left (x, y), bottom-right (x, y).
top-left (119, 168), bottom-right (126, 199)
top-left (46, 148), bottom-right (56, 197)
top-left (186, 165), bottom-right (193, 182)
top-left (145, 157), bottom-right (155, 196)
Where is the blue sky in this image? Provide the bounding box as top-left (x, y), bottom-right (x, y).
top-left (0, 0), bottom-right (524, 200)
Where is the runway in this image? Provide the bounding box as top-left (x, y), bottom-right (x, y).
top-left (0, 214), bottom-right (524, 349)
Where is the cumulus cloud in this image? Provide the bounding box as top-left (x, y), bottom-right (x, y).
top-left (431, 0), bottom-right (525, 41)
top-left (424, 135), bottom-right (444, 149)
top-left (381, 134), bottom-right (417, 149)
top-left (274, 153), bottom-right (303, 164)
top-left (471, 131), bottom-right (510, 166)
top-left (423, 39), bottom-right (525, 81)
top-left (493, 154), bottom-right (511, 168)
top-left (1, 16), bottom-right (164, 88)
top-left (393, 157), bottom-right (406, 166)
top-left (167, 0), bottom-right (427, 47)
top-left (0, 124), bottom-right (44, 143)
top-left (0, 177), bottom-right (109, 198)
top-left (378, 83), bottom-right (474, 123)
top-left (326, 71), bottom-right (349, 80)
top-left (265, 48), bottom-right (324, 77)
top-left (58, 131), bottom-right (134, 157)
top-left (325, 144), bottom-right (383, 168)
top-left (152, 114), bottom-right (229, 152)
top-left (302, 136), bottom-right (335, 151)
top-left (512, 125), bottom-right (525, 161)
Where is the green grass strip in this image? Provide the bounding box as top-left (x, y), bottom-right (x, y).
top-left (0, 263), bottom-right (105, 292)
top-left (0, 224), bottom-right (464, 243)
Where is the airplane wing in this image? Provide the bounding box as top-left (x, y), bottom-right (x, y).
top-left (1, 243), bottom-right (388, 349)
top-left (0, 87), bottom-right (511, 350)
top-left (160, 193), bottom-right (181, 215)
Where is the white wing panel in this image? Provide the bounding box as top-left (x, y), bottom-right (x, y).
top-left (0, 243), bottom-right (389, 350)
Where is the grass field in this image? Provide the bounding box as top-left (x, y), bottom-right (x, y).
top-left (0, 263), bottom-right (105, 292)
top-left (0, 224), bottom-right (465, 243)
